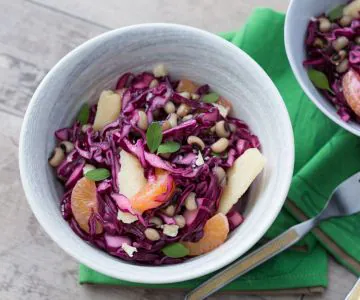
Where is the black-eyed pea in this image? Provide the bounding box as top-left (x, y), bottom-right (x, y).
top-left (162, 205), bottom-right (176, 217)
top-left (59, 141), bottom-right (74, 153)
top-left (168, 113), bottom-right (178, 128)
top-left (174, 215), bottom-right (186, 228)
top-left (150, 217), bottom-right (163, 228)
top-left (211, 138), bottom-right (229, 153)
top-left (137, 111), bottom-right (148, 130)
top-left (215, 120), bottom-right (231, 138)
top-left (176, 103), bottom-right (191, 117)
top-left (332, 36), bottom-right (349, 51)
top-left (187, 136), bottom-right (205, 150)
top-left (185, 192), bottom-right (197, 211)
top-left (144, 228), bottom-right (161, 241)
top-left (149, 79), bottom-right (159, 88)
top-left (213, 166), bottom-right (226, 185)
top-left (318, 17), bottom-right (331, 32)
top-left (48, 147), bottom-right (65, 167)
top-left (161, 120), bottom-right (171, 131)
top-left (164, 101), bottom-right (176, 114)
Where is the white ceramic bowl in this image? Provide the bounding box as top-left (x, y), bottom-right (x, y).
top-left (19, 23), bottom-right (294, 284)
top-left (285, 0), bottom-right (360, 136)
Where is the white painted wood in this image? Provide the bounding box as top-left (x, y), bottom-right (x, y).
top-left (29, 0), bottom-right (288, 33)
top-left (0, 0), bottom-right (356, 299)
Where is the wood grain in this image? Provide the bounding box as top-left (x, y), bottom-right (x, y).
top-left (0, 0), bottom-right (357, 299)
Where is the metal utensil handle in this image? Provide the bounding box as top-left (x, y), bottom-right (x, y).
top-left (185, 228), bottom-right (301, 300)
top-left (345, 278), bottom-right (360, 300)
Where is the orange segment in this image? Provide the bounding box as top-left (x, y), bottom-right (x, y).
top-left (176, 79), bottom-right (198, 93)
top-left (342, 69), bottom-right (360, 117)
top-left (71, 177), bottom-right (102, 234)
top-left (129, 169), bottom-right (175, 214)
top-left (182, 213), bottom-right (229, 256)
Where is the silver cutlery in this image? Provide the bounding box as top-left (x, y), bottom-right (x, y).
top-left (185, 171), bottom-right (360, 300)
top-left (345, 278), bottom-right (360, 300)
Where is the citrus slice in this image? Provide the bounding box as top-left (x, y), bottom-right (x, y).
top-left (182, 213), bottom-right (229, 256)
top-left (71, 177), bottom-right (102, 234)
top-left (129, 169), bottom-right (175, 214)
top-left (342, 68), bottom-right (360, 117)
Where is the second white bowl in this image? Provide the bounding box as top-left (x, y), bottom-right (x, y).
top-left (285, 0), bottom-right (360, 136)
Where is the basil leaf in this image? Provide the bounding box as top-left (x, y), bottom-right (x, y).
top-left (328, 4), bottom-right (346, 21)
top-left (308, 69), bottom-right (332, 92)
top-left (211, 151), bottom-right (228, 158)
top-left (162, 243), bottom-right (189, 258)
top-left (202, 92), bottom-right (219, 103)
top-left (146, 122), bottom-right (163, 153)
top-left (157, 141), bottom-right (181, 154)
top-left (85, 168), bottom-right (110, 181)
top-left (77, 103), bottom-right (90, 125)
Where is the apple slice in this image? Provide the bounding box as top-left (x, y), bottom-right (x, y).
top-left (118, 150), bottom-right (147, 199)
top-left (217, 148), bottom-right (265, 215)
top-left (342, 69), bottom-right (360, 117)
top-left (93, 90), bottom-right (122, 131)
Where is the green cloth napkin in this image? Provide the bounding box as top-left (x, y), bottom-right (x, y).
top-left (79, 8), bottom-right (360, 291)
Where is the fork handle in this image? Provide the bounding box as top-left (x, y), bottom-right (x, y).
top-left (185, 228), bottom-right (302, 300)
top-left (345, 278), bottom-right (360, 300)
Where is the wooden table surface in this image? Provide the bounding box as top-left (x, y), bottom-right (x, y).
top-left (0, 0), bottom-right (358, 299)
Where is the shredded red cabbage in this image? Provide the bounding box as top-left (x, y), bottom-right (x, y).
top-left (53, 70), bottom-right (260, 265)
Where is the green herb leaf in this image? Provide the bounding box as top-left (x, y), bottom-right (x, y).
top-left (77, 103), bottom-right (90, 125)
top-left (162, 243), bottom-right (189, 258)
top-left (85, 168), bottom-right (110, 181)
top-left (146, 122), bottom-right (163, 153)
top-left (202, 92), bottom-right (220, 103)
top-left (211, 151), bottom-right (228, 158)
top-left (157, 141), bottom-right (181, 154)
top-left (307, 69), bottom-right (332, 92)
top-left (327, 4), bottom-right (346, 21)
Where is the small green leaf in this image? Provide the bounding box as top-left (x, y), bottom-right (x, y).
top-left (202, 92), bottom-right (220, 103)
top-left (146, 122), bottom-right (163, 153)
top-left (85, 168), bottom-right (110, 181)
top-left (162, 243), bottom-right (189, 258)
top-left (211, 151), bottom-right (228, 158)
top-left (308, 69), bottom-right (332, 92)
top-left (157, 141), bottom-right (181, 154)
top-left (327, 4), bottom-right (346, 21)
top-left (77, 103), bottom-right (90, 125)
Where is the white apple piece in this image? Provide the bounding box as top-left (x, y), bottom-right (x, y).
top-left (93, 90), bottom-right (122, 131)
top-left (118, 150), bottom-right (147, 199)
top-left (217, 148), bottom-right (265, 215)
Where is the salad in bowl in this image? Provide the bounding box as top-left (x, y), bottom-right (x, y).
top-left (304, 0), bottom-right (360, 122)
top-left (48, 64), bottom-right (265, 265)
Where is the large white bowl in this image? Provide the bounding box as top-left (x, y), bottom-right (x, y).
top-left (285, 0), bottom-right (360, 136)
top-left (19, 23), bottom-right (294, 284)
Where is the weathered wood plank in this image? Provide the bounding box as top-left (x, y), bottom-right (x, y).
top-left (0, 0), bottom-right (106, 116)
top-left (29, 0), bottom-right (256, 32)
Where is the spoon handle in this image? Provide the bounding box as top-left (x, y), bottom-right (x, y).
top-left (345, 278), bottom-right (360, 300)
top-left (185, 226), bottom-right (307, 300)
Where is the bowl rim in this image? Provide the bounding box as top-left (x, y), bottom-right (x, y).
top-left (284, 0), bottom-right (360, 137)
top-left (19, 22), bottom-right (294, 283)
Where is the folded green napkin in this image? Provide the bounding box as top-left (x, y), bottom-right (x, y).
top-left (79, 8), bottom-right (360, 292)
